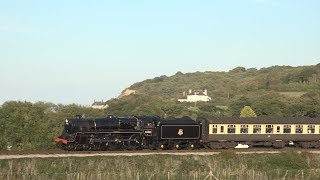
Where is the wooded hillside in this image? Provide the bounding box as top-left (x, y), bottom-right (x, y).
top-left (106, 64), bottom-right (320, 118)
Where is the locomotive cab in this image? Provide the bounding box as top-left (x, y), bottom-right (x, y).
top-left (134, 115), bottom-right (160, 136)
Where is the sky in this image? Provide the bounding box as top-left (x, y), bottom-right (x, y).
top-left (0, 0), bottom-right (320, 105)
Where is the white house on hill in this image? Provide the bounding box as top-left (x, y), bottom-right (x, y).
top-left (92, 100), bottom-right (109, 109)
top-left (178, 89), bottom-right (211, 102)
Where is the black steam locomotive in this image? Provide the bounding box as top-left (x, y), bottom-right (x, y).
top-left (55, 115), bottom-right (202, 151)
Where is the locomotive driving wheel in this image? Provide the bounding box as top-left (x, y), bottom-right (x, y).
top-left (107, 134), bottom-right (122, 151)
top-left (128, 134), bottom-right (143, 150)
top-left (148, 142), bottom-right (159, 150)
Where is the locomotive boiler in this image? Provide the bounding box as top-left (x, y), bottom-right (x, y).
top-left (55, 115), bottom-right (161, 151)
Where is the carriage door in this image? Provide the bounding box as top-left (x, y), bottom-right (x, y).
top-left (220, 125), bottom-right (225, 134)
top-left (276, 125), bottom-right (281, 134)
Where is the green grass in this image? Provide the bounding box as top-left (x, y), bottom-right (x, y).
top-left (0, 151), bottom-right (320, 179)
top-left (278, 92), bottom-right (307, 98)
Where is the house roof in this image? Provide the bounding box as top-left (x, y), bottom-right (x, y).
top-left (188, 90), bottom-right (206, 95)
top-left (92, 101), bottom-right (106, 106)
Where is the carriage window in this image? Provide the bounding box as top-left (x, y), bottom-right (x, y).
top-left (283, 125), bottom-right (291, 133)
top-left (240, 125), bottom-right (248, 134)
top-left (212, 125), bottom-right (217, 134)
top-left (276, 126), bottom-right (280, 133)
top-left (253, 125), bottom-right (261, 134)
top-left (220, 126), bottom-right (224, 133)
top-left (308, 125), bottom-right (315, 134)
top-left (296, 125), bottom-right (303, 133)
top-left (227, 125), bottom-right (236, 133)
top-left (266, 125), bottom-right (273, 133)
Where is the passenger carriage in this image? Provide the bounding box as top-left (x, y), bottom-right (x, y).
top-left (198, 117), bottom-right (320, 149)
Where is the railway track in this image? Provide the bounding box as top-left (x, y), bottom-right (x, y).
top-left (1, 148), bottom-right (320, 159)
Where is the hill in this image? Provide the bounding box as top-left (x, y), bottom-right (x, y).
top-left (106, 64), bottom-right (320, 118)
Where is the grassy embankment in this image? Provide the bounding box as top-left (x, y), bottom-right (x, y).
top-left (0, 151), bottom-right (320, 180)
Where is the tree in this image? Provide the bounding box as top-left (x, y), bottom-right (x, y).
top-left (161, 103), bottom-right (184, 118)
top-left (229, 96), bottom-right (251, 116)
top-left (240, 106), bottom-right (257, 118)
top-left (251, 93), bottom-right (287, 117)
top-left (298, 68), bottom-right (317, 83)
top-left (229, 67), bottom-right (246, 73)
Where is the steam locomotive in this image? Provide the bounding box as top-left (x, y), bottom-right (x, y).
top-left (55, 115), bottom-right (320, 150)
top-left (55, 115), bottom-right (202, 151)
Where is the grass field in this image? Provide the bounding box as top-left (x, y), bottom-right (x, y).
top-left (0, 151), bottom-right (320, 180)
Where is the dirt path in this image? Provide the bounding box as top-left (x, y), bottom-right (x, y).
top-left (0, 152), bottom-right (219, 159)
top-left (1, 148), bottom-right (320, 160)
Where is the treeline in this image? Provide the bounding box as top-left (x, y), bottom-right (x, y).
top-left (0, 101), bottom-right (105, 151)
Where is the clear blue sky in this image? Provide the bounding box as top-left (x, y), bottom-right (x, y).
top-left (1, 0), bottom-right (319, 105)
